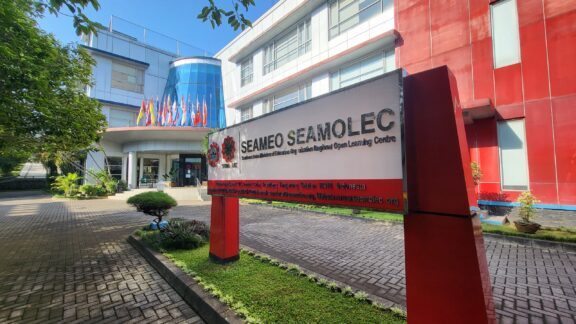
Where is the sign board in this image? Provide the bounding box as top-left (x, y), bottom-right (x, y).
top-left (208, 70), bottom-right (405, 212)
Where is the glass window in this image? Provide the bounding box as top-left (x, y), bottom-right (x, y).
top-left (105, 157), bottom-right (123, 180)
top-left (329, 0), bottom-right (390, 39)
top-left (491, 0), bottom-right (521, 68)
top-left (109, 109), bottom-right (136, 127)
top-left (262, 19), bottom-right (311, 75)
top-left (240, 56), bottom-right (253, 87)
top-left (111, 61), bottom-right (144, 93)
top-left (240, 105), bottom-right (253, 122)
top-left (262, 99), bottom-right (273, 115)
top-left (272, 82), bottom-right (311, 110)
top-left (330, 50), bottom-right (395, 90)
top-left (497, 119), bottom-right (529, 191)
top-left (142, 159), bottom-right (159, 183)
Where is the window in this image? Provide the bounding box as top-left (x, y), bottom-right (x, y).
top-left (270, 83), bottom-right (312, 111)
top-left (105, 157), bottom-right (123, 180)
top-left (262, 99), bottom-right (273, 115)
top-left (497, 119), bottom-right (529, 191)
top-left (240, 57), bottom-right (253, 86)
top-left (329, 0), bottom-right (392, 39)
top-left (240, 105), bottom-right (253, 122)
top-left (263, 19), bottom-right (311, 75)
top-left (491, 0), bottom-right (521, 68)
top-left (109, 108), bottom-right (137, 127)
top-left (330, 50), bottom-right (395, 90)
top-left (111, 61), bottom-right (144, 93)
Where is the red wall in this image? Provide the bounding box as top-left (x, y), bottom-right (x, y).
top-left (396, 0), bottom-right (576, 206)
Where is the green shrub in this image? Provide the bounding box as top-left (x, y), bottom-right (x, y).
top-left (127, 191), bottom-right (177, 224)
top-left (104, 178), bottom-right (118, 194)
top-left (79, 184), bottom-right (107, 197)
top-left (158, 219), bottom-right (210, 250)
top-left (354, 291), bottom-right (369, 303)
top-left (117, 180), bottom-right (128, 191)
top-left (52, 173), bottom-right (81, 197)
top-left (517, 191), bottom-right (539, 223)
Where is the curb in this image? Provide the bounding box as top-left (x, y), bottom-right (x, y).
top-left (483, 233), bottom-right (576, 253)
top-left (127, 235), bottom-right (243, 324)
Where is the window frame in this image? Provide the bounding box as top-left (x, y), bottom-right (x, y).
top-left (111, 61), bottom-right (145, 93)
top-left (490, 0), bottom-right (521, 69)
top-left (262, 18), bottom-right (311, 75)
top-left (497, 118), bottom-right (530, 191)
top-left (328, 0), bottom-right (387, 39)
top-left (329, 49), bottom-right (395, 91)
top-left (240, 56), bottom-right (254, 87)
top-left (240, 105), bottom-right (253, 122)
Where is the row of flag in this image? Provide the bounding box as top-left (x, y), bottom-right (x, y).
top-left (136, 95), bottom-right (209, 127)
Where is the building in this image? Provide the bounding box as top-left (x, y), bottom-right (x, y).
top-left (82, 18), bottom-right (225, 190)
top-left (215, 0), bottom-right (576, 210)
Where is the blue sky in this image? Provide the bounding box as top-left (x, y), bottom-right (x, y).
top-left (38, 0), bottom-right (278, 55)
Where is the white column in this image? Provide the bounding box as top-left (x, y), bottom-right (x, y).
top-left (158, 154), bottom-right (167, 181)
top-left (139, 157), bottom-right (145, 182)
top-left (127, 152), bottom-right (138, 189)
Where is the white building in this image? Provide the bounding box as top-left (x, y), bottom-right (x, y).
top-left (216, 0), bottom-right (396, 124)
top-left (82, 21), bottom-right (224, 191)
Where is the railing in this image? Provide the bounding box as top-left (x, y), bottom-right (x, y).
top-left (104, 16), bottom-right (212, 57)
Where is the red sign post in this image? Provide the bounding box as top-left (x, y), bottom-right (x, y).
top-left (208, 66), bottom-right (495, 323)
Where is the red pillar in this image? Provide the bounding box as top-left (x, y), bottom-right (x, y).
top-left (209, 195), bottom-right (240, 263)
top-left (403, 66), bottom-right (495, 323)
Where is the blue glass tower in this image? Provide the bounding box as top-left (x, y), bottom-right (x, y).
top-left (162, 57), bottom-right (226, 128)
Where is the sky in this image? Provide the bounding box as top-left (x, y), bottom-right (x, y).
top-left (38, 0), bottom-right (278, 55)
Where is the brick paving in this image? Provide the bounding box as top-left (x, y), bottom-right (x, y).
top-left (172, 203), bottom-right (576, 323)
top-left (1, 196), bottom-right (575, 323)
top-left (0, 195), bottom-right (203, 324)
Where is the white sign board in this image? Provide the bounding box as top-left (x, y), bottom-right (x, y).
top-left (208, 70), bottom-right (405, 211)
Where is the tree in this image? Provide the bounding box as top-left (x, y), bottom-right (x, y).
top-left (198, 0), bottom-right (256, 31)
top-left (0, 0), bottom-right (107, 171)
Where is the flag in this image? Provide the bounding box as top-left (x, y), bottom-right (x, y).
top-left (172, 100), bottom-right (178, 126)
top-left (190, 96), bottom-right (195, 125)
top-left (156, 97), bottom-right (161, 125)
top-left (145, 99), bottom-right (151, 126)
top-left (194, 95), bottom-right (201, 126)
top-left (181, 96), bottom-right (187, 126)
top-left (167, 96), bottom-right (173, 126)
top-left (202, 96), bottom-right (207, 127)
top-left (149, 99), bottom-right (156, 126)
top-left (162, 96), bottom-right (168, 126)
top-left (136, 100), bottom-right (146, 125)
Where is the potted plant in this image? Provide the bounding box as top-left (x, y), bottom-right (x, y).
top-left (127, 191), bottom-right (177, 230)
top-left (471, 161), bottom-right (482, 186)
top-left (514, 191), bottom-right (541, 234)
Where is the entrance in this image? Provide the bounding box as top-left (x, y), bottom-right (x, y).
top-left (178, 154), bottom-right (205, 187)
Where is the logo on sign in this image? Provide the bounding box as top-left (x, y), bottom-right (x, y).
top-left (222, 136), bottom-right (236, 163)
top-left (208, 142), bottom-right (220, 167)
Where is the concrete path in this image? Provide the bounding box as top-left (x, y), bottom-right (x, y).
top-left (0, 196), bottom-right (203, 323)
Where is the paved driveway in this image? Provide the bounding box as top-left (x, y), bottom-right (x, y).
top-left (0, 196), bottom-right (575, 323)
top-left (172, 203), bottom-right (576, 324)
top-left (0, 195), bottom-right (203, 323)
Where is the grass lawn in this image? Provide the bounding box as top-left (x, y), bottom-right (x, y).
top-left (481, 223), bottom-right (576, 244)
top-left (167, 245), bottom-right (406, 323)
top-left (242, 199), bottom-right (403, 223)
